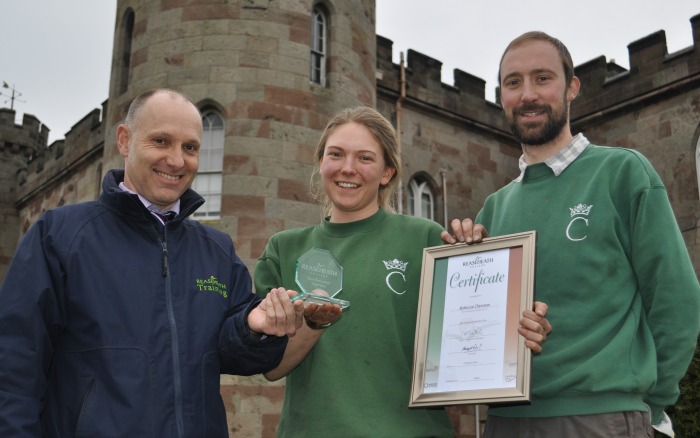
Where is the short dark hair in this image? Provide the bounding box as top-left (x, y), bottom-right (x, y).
top-left (498, 31), bottom-right (575, 86)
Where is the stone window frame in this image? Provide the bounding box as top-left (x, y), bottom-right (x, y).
top-left (407, 176), bottom-right (435, 221)
top-left (310, 4), bottom-right (328, 86)
top-left (116, 8), bottom-right (135, 95)
top-left (191, 109), bottom-right (224, 220)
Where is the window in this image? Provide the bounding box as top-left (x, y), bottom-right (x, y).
top-left (95, 163), bottom-right (103, 200)
top-left (408, 178), bottom-right (434, 220)
top-left (191, 110), bottom-right (224, 219)
top-left (117, 9), bottom-right (134, 95)
top-left (310, 6), bottom-right (327, 85)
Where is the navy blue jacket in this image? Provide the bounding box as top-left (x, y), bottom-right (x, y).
top-left (0, 170), bottom-right (287, 437)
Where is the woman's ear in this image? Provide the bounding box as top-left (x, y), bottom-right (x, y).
top-left (381, 167), bottom-right (396, 186)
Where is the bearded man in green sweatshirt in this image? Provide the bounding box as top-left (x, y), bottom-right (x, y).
top-left (443, 31), bottom-right (700, 438)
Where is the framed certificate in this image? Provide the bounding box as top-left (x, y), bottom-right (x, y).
top-left (409, 231), bottom-right (536, 407)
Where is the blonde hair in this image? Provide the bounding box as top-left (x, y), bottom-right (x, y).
top-left (310, 107), bottom-right (401, 216)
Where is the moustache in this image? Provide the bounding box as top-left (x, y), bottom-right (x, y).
top-left (514, 105), bottom-right (551, 116)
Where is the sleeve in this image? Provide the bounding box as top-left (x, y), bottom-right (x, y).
top-left (475, 197), bottom-right (492, 231)
top-left (426, 220), bottom-right (445, 247)
top-left (253, 235), bottom-right (283, 299)
top-left (217, 248), bottom-right (287, 376)
top-left (629, 182), bottom-right (700, 424)
top-left (0, 218), bottom-right (64, 437)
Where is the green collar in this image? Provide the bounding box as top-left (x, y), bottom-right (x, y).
top-left (321, 208), bottom-right (387, 237)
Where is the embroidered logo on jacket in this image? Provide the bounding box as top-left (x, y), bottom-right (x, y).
top-left (566, 203), bottom-right (593, 242)
top-left (383, 258), bottom-right (408, 295)
top-left (196, 275), bottom-right (228, 299)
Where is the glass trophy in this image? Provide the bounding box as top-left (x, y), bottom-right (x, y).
top-left (291, 247), bottom-right (350, 310)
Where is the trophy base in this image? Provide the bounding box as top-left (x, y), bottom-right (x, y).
top-left (291, 293), bottom-right (350, 310)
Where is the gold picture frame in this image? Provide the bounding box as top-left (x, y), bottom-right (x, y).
top-left (410, 231), bottom-right (536, 407)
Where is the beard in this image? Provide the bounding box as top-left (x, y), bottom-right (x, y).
top-left (506, 96), bottom-right (569, 146)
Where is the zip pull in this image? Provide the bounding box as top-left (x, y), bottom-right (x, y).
top-left (160, 239), bottom-right (169, 277)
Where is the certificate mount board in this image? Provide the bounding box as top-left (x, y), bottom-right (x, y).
top-left (409, 231), bottom-right (536, 407)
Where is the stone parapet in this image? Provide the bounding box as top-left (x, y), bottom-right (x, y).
top-left (573, 13), bottom-right (700, 121)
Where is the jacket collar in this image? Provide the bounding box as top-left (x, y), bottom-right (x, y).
top-left (99, 169), bottom-right (205, 223)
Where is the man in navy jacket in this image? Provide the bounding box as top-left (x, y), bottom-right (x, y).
top-left (0, 89), bottom-right (304, 437)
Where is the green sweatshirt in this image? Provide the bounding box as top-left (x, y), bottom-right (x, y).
top-left (476, 144), bottom-right (700, 423)
top-left (255, 209), bottom-right (455, 438)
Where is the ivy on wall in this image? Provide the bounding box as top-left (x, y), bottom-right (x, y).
top-left (667, 341), bottom-right (700, 438)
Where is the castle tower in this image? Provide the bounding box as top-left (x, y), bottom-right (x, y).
top-left (0, 109), bottom-right (49, 278)
top-left (103, 0), bottom-right (378, 267)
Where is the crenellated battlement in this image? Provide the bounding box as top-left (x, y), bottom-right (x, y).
top-left (376, 35), bottom-right (511, 141)
top-left (573, 13), bottom-right (700, 121)
top-left (377, 12), bottom-right (700, 132)
top-left (0, 108), bottom-right (49, 158)
top-left (10, 101), bottom-right (107, 207)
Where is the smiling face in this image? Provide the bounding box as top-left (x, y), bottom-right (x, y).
top-left (499, 39), bottom-right (580, 153)
top-left (319, 122), bottom-right (395, 223)
top-left (116, 91), bottom-right (202, 211)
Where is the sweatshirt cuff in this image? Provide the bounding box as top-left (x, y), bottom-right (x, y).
top-left (646, 402), bottom-right (664, 426)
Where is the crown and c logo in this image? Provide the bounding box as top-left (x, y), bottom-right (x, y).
top-left (383, 258), bottom-right (408, 295)
top-left (569, 203), bottom-right (593, 217)
top-left (566, 203), bottom-right (593, 242)
top-left (383, 258), bottom-right (408, 271)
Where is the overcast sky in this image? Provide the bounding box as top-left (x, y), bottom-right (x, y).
top-left (1, 1), bottom-right (698, 144)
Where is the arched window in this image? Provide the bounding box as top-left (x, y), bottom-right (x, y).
top-left (191, 110), bottom-right (224, 220)
top-left (408, 178), bottom-right (434, 220)
top-left (310, 6), bottom-right (328, 86)
top-left (117, 9), bottom-right (134, 95)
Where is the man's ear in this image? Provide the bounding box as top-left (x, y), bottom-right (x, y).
top-left (116, 124), bottom-right (130, 158)
top-left (567, 76), bottom-right (581, 102)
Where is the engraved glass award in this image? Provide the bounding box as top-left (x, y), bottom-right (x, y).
top-left (292, 247), bottom-right (350, 310)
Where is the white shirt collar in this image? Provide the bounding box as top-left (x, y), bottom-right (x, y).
top-left (118, 182), bottom-right (181, 215)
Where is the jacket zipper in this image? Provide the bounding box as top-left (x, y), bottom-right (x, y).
top-left (160, 226), bottom-right (185, 438)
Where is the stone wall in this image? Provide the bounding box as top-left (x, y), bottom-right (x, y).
top-left (0, 109), bottom-right (49, 278)
top-left (103, 0), bottom-right (377, 271)
top-left (15, 104), bottom-right (106, 231)
top-left (376, 37), bottom-right (522, 228)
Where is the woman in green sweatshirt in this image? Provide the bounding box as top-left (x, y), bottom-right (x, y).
top-left (255, 107), bottom-right (550, 437)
